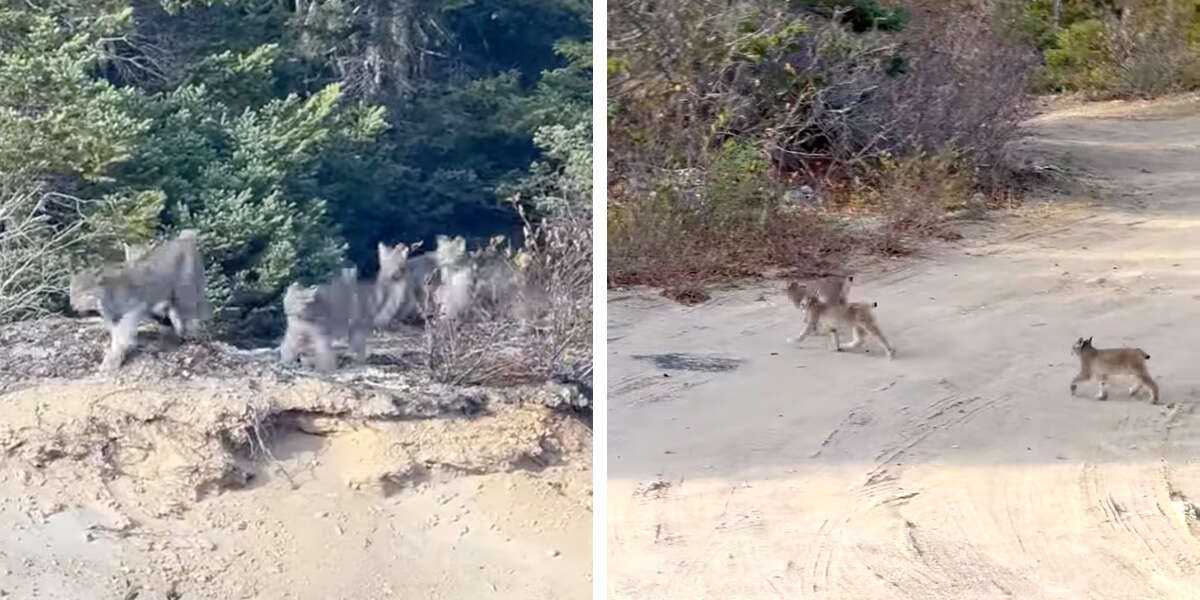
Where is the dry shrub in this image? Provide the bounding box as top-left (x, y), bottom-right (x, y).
top-left (0, 176), bottom-right (95, 323)
top-left (422, 203), bottom-right (592, 389)
top-left (661, 285), bottom-right (711, 305)
top-left (1036, 0), bottom-right (1200, 97)
top-left (609, 188), bottom-right (853, 287)
top-left (861, 2), bottom-right (1039, 169)
top-left (1109, 0), bottom-right (1200, 96)
top-left (422, 316), bottom-right (530, 386)
top-left (608, 0), bottom-right (1036, 287)
top-left (835, 151), bottom-right (982, 255)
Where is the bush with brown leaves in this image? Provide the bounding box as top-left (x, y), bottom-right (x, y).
top-left (608, 0), bottom-right (1038, 288)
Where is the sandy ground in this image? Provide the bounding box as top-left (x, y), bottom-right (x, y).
top-left (607, 97), bottom-right (1200, 599)
top-left (0, 347), bottom-right (591, 598)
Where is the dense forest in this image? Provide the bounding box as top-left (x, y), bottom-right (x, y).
top-left (608, 0), bottom-right (1200, 288)
top-left (0, 0), bottom-right (592, 341)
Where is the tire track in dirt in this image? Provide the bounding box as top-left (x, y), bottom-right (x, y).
top-left (1071, 397), bottom-right (1200, 595)
top-left (808, 406), bottom-right (874, 459)
top-left (864, 394), bottom-right (1001, 493)
top-left (795, 390), bottom-right (1011, 597)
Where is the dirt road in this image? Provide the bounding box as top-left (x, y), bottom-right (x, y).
top-left (0, 348), bottom-right (592, 599)
top-left (607, 97), bottom-right (1200, 599)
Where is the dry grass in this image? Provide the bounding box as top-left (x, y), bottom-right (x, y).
top-left (419, 203), bottom-right (592, 389)
top-left (609, 152), bottom-right (997, 290)
top-left (0, 176), bottom-right (94, 323)
top-left (661, 285), bottom-right (711, 306)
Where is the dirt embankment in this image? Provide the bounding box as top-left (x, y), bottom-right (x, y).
top-left (608, 97), bottom-right (1200, 599)
top-left (0, 317), bottom-right (592, 599)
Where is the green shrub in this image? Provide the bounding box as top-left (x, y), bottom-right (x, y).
top-left (1041, 19), bottom-right (1115, 92)
top-left (799, 0), bottom-right (907, 33)
top-left (1031, 0), bottom-right (1200, 96)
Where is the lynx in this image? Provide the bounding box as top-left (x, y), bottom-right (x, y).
top-left (432, 234), bottom-right (473, 320)
top-left (784, 283), bottom-right (895, 359)
top-left (392, 234), bottom-right (475, 323)
top-left (781, 184), bottom-right (823, 209)
top-left (760, 184), bottom-right (823, 227)
top-left (1069, 337), bottom-right (1159, 404)
top-left (279, 242), bottom-right (411, 372)
top-left (789, 275), bottom-right (852, 305)
top-left (788, 276), bottom-right (853, 330)
top-left (69, 230), bottom-right (212, 372)
top-left (122, 242), bottom-right (172, 325)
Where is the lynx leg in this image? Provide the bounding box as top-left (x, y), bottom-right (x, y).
top-left (434, 284), bottom-right (452, 320)
top-left (1095, 375), bottom-right (1108, 401)
top-left (167, 305), bottom-right (186, 338)
top-left (1139, 373), bottom-right (1160, 404)
top-left (862, 321), bottom-right (895, 360)
top-left (311, 330), bottom-right (337, 373)
top-left (1128, 381), bottom-right (1142, 397)
top-left (186, 317), bottom-right (206, 338)
top-left (786, 319), bottom-right (815, 346)
top-left (790, 317), bottom-right (806, 341)
top-left (843, 326), bottom-right (864, 350)
top-left (1069, 370), bottom-right (1089, 396)
top-left (101, 306), bottom-right (147, 372)
top-left (279, 322), bottom-right (303, 365)
top-left (348, 326), bottom-right (368, 364)
top-left (828, 329), bottom-right (841, 352)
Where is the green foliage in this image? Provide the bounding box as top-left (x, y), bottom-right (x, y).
top-left (180, 44), bottom-right (283, 110)
top-left (1042, 19), bottom-right (1114, 91)
top-left (1027, 0), bottom-right (1200, 95)
top-left (88, 189), bottom-right (167, 245)
top-left (502, 121), bottom-right (591, 216)
top-left (607, 57), bottom-right (631, 78)
top-left (1019, 0), bottom-right (1111, 50)
top-left (0, 9), bottom-right (148, 181)
top-left (520, 39), bottom-right (593, 130)
top-left (706, 138), bottom-right (772, 223)
top-left (117, 82), bottom-right (354, 335)
top-left (501, 39), bottom-right (592, 217)
top-left (737, 20), bottom-right (809, 62)
top-left (799, 0), bottom-right (907, 33)
top-left (0, 0), bottom-right (591, 340)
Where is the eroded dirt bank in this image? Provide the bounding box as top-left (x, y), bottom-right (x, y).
top-left (0, 322), bottom-right (592, 599)
top-left (608, 97), bottom-right (1200, 599)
